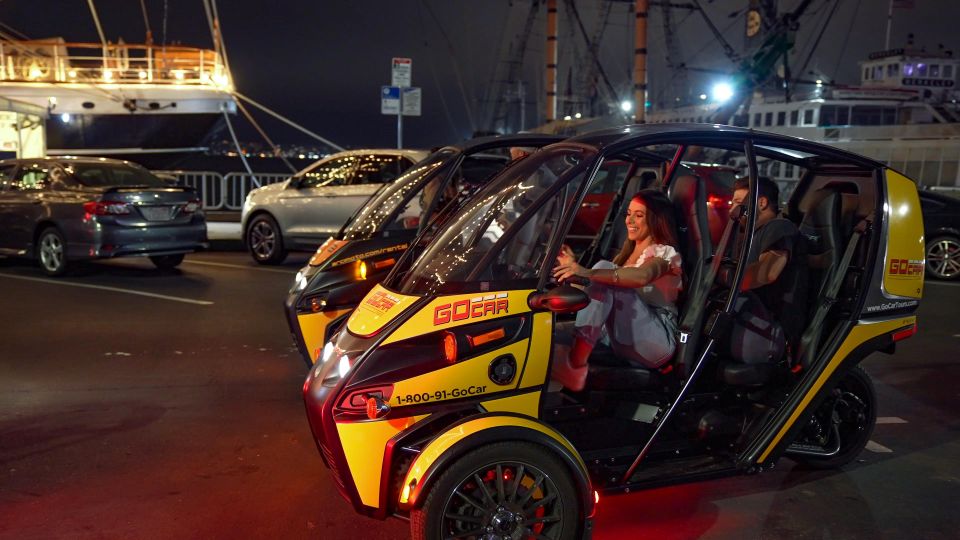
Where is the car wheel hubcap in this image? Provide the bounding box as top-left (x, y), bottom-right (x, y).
top-left (927, 238), bottom-right (960, 278)
top-left (250, 222), bottom-right (276, 258)
top-left (40, 234), bottom-right (63, 271)
top-left (442, 462), bottom-right (563, 540)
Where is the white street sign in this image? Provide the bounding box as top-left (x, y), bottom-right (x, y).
top-left (392, 57), bottom-right (412, 88)
top-left (381, 86), bottom-right (400, 115)
top-left (402, 87), bottom-right (422, 116)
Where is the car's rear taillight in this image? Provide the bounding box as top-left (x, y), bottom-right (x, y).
top-left (182, 200), bottom-right (201, 213)
top-left (83, 200), bottom-right (132, 216)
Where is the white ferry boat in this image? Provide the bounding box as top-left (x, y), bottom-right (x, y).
top-left (0, 36), bottom-right (235, 164)
top-left (647, 46), bottom-right (960, 190)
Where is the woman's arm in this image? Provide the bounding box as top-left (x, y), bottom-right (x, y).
top-left (553, 253), bottom-right (674, 287)
top-left (588, 258), bottom-right (671, 287)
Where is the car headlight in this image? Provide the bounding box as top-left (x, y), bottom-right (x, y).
top-left (337, 355), bottom-right (351, 378)
top-left (293, 269), bottom-right (309, 291)
top-left (321, 341), bottom-right (335, 363)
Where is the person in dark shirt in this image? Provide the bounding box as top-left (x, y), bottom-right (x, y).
top-left (729, 176), bottom-right (807, 360)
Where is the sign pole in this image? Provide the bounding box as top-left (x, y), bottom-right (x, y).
top-left (397, 90), bottom-right (403, 149)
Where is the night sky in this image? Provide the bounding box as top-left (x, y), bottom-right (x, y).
top-left (2, 0), bottom-right (959, 150)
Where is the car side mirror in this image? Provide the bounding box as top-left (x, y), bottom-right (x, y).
top-left (528, 285), bottom-right (589, 313)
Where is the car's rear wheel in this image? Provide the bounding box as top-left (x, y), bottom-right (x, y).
top-left (410, 442), bottom-right (580, 540)
top-left (790, 365), bottom-right (876, 469)
top-left (150, 254), bottom-right (185, 270)
top-left (246, 214), bottom-right (287, 264)
top-left (37, 227), bottom-right (68, 276)
top-left (926, 235), bottom-right (960, 280)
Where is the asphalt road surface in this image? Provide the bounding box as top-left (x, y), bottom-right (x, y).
top-left (1, 252), bottom-right (958, 540)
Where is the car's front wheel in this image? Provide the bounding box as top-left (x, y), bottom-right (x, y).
top-left (150, 254), bottom-right (185, 270)
top-left (410, 442), bottom-right (581, 540)
top-left (37, 227), bottom-right (68, 276)
top-left (246, 214), bottom-right (287, 264)
top-left (926, 235), bottom-right (960, 280)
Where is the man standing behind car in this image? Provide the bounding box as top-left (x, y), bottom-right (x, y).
top-left (729, 176), bottom-right (807, 360)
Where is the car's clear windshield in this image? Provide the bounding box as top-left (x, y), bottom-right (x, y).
top-left (67, 162), bottom-right (168, 188)
top-left (386, 145), bottom-right (596, 295)
top-left (340, 149), bottom-right (456, 241)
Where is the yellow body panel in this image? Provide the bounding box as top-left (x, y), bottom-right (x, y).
top-left (482, 390), bottom-right (542, 417)
top-left (882, 170), bottom-right (925, 299)
top-left (336, 415), bottom-right (428, 508)
top-left (758, 316), bottom-right (916, 463)
top-left (346, 284), bottom-right (419, 337)
top-left (384, 290), bottom-right (535, 345)
top-left (390, 340), bottom-right (530, 408)
top-left (399, 415), bottom-right (585, 505)
top-left (298, 308), bottom-right (353, 364)
top-left (521, 312), bottom-right (554, 388)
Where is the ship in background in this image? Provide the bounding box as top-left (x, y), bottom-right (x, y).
top-left (0, 35), bottom-right (236, 169)
top-left (0, 0), bottom-right (343, 177)
top-left (487, 0), bottom-right (960, 191)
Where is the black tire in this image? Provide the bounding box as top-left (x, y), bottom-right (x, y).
top-left (36, 227), bottom-right (68, 276)
top-left (925, 235), bottom-right (960, 281)
top-left (793, 365), bottom-right (877, 469)
top-left (410, 442), bottom-right (581, 540)
top-left (150, 253), bottom-right (185, 270)
top-left (246, 214), bottom-right (287, 264)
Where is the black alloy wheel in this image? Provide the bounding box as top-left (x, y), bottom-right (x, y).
top-left (794, 365), bottom-right (877, 469)
top-left (926, 235), bottom-right (960, 280)
top-left (150, 254), bottom-right (185, 270)
top-left (246, 214), bottom-right (287, 264)
top-left (37, 227), bottom-right (68, 276)
top-left (411, 442), bottom-right (579, 540)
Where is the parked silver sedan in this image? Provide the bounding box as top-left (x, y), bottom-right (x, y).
top-left (0, 157), bottom-right (207, 276)
top-left (241, 149), bottom-right (428, 264)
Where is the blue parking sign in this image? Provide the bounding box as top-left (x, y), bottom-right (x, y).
top-left (381, 86), bottom-right (400, 115)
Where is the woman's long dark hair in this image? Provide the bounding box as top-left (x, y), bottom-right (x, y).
top-left (612, 189), bottom-right (680, 266)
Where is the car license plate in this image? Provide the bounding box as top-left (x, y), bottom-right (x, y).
top-left (139, 206), bottom-right (175, 221)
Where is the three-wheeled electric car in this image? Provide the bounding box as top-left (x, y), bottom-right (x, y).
top-left (286, 135), bottom-right (564, 366)
top-left (303, 125), bottom-right (924, 540)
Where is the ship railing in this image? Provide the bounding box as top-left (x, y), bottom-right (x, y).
top-left (0, 38), bottom-right (232, 90)
top-left (153, 170), bottom-right (292, 211)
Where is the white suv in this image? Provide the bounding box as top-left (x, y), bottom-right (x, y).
top-left (241, 149), bottom-right (427, 264)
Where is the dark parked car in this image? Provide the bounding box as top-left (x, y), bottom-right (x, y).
top-left (0, 157), bottom-right (207, 275)
top-left (919, 189), bottom-right (960, 280)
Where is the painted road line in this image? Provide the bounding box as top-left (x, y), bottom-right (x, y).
top-left (0, 273), bottom-right (214, 305)
top-left (182, 259), bottom-right (294, 274)
top-left (865, 440), bottom-right (894, 453)
top-left (876, 416), bottom-right (908, 424)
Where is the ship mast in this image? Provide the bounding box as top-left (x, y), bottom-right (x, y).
top-left (545, 0), bottom-right (559, 123)
top-left (633, 0), bottom-right (649, 123)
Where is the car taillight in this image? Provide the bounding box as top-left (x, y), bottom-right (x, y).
top-left (83, 200), bottom-right (132, 216)
top-left (182, 199), bottom-right (201, 213)
top-left (892, 323), bottom-right (917, 342)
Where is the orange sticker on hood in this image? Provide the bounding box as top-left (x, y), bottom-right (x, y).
top-left (346, 284), bottom-right (419, 337)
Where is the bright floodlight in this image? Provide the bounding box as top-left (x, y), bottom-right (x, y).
top-left (620, 100), bottom-right (633, 113)
top-left (711, 82), bottom-right (735, 103)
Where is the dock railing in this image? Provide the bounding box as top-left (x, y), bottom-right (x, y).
top-left (154, 170), bottom-right (292, 211)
